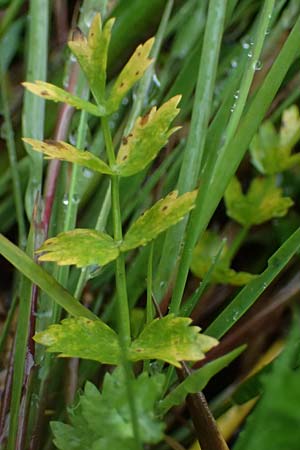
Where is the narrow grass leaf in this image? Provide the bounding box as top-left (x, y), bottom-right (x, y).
top-left (158, 346), bottom-right (245, 414)
top-left (106, 37), bottom-right (154, 113)
top-left (0, 234), bottom-right (97, 319)
top-left (115, 96), bottom-right (181, 177)
top-left (23, 138), bottom-right (113, 175)
top-left (129, 314), bottom-right (218, 367)
top-left (121, 190), bottom-right (197, 251)
top-left (34, 317), bottom-right (120, 365)
top-left (22, 81), bottom-right (105, 116)
top-left (68, 14), bottom-right (115, 105)
top-left (36, 229), bottom-right (120, 268)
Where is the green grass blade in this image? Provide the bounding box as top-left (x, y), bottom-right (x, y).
top-left (0, 234), bottom-right (97, 320)
top-left (205, 226), bottom-right (300, 339)
top-left (22, 0), bottom-right (48, 218)
top-left (170, 13), bottom-right (300, 314)
top-left (155, 0), bottom-right (228, 299)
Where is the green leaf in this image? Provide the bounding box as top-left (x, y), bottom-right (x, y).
top-left (158, 346), bottom-right (245, 414)
top-left (22, 138), bottom-right (113, 175)
top-left (121, 190), bottom-right (197, 251)
top-left (106, 37), bottom-right (154, 113)
top-left (22, 81), bottom-right (105, 116)
top-left (115, 96), bottom-right (181, 176)
top-left (224, 176), bottom-right (293, 227)
top-left (68, 14), bottom-right (114, 105)
top-left (36, 229), bottom-right (120, 268)
top-left (191, 230), bottom-right (256, 286)
top-left (51, 368), bottom-right (165, 450)
top-left (34, 317), bottom-right (120, 365)
top-left (233, 320), bottom-right (300, 450)
top-left (0, 234), bottom-right (96, 320)
top-left (250, 105), bottom-right (300, 175)
top-left (129, 314), bottom-right (218, 367)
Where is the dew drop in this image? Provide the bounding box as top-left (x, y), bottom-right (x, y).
top-left (69, 133), bottom-right (77, 146)
top-left (230, 59), bottom-right (238, 69)
top-left (62, 194), bottom-right (69, 206)
top-left (122, 96), bottom-right (130, 106)
top-left (233, 310), bottom-right (240, 321)
top-left (82, 167), bottom-right (93, 178)
top-left (247, 50), bottom-right (253, 58)
top-left (233, 90), bottom-right (240, 100)
top-left (253, 60), bottom-right (263, 71)
top-left (230, 103), bottom-right (237, 113)
top-left (241, 39), bottom-right (250, 50)
top-left (160, 281), bottom-right (166, 289)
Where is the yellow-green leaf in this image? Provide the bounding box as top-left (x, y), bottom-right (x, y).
top-left (34, 317), bottom-right (120, 365)
top-left (224, 176), bottom-right (293, 227)
top-left (250, 105), bottom-right (300, 175)
top-left (68, 14), bottom-right (114, 105)
top-left (115, 96), bottom-right (181, 176)
top-left (129, 314), bottom-right (218, 367)
top-left (23, 138), bottom-right (113, 175)
top-left (191, 230), bottom-right (256, 286)
top-left (36, 229), bottom-right (120, 268)
top-left (121, 190), bottom-right (197, 251)
top-left (106, 37), bottom-right (154, 113)
top-left (22, 81), bottom-right (105, 116)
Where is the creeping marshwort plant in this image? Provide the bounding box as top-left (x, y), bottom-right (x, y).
top-left (0, 1), bottom-right (300, 449)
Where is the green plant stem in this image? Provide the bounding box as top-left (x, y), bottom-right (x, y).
top-left (101, 116), bottom-right (141, 450)
top-left (0, 70), bottom-right (26, 248)
top-left (102, 117), bottom-right (131, 342)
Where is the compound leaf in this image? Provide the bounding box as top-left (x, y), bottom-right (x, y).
top-left (250, 105), bottom-right (300, 175)
top-left (224, 176), bottom-right (293, 227)
top-left (22, 81), bottom-right (104, 116)
top-left (34, 317), bottom-right (120, 365)
top-left (23, 138), bottom-right (113, 175)
top-left (121, 190), bottom-right (197, 251)
top-left (106, 38), bottom-right (154, 113)
top-left (36, 229), bottom-right (120, 268)
top-left (129, 314), bottom-right (218, 367)
top-left (51, 368), bottom-right (165, 450)
top-left (191, 230), bottom-right (256, 286)
top-left (115, 96), bottom-right (181, 176)
top-left (158, 346), bottom-right (245, 414)
top-left (68, 14), bottom-right (114, 105)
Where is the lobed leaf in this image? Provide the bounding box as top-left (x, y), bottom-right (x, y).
top-left (115, 96), bottom-right (181, 176)
top-left (36, 229), bottom-right (120, 268)
top-left (224, 176), bottom-right (293, 227)
top-left (23, 138), bottom-right (113, 175)
top-left (250, 105), bottom-right (300, 175)
top-left (22, 81), bottom-right (105, 116)
top-left (68, 14), bottom-right (114, 105)
top-left (191, 230), bottom-right (256, 286)
top-left (158, 346), bottom-right (245, 414)
top-left (121, 190), bottom-right (197, 251)
top-left (34, 317), bottom-right (120, 365)
top-left (51, 368), bottom-right (165, 450)
top-left (106, 37), bottom-right (154, 113)
top-left (129, 314), bottom-right (218, 367)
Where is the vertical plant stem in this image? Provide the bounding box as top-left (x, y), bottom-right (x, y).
top-left (101, 117), bottom-right (131, 342)
top-left (101, 116), bottom-right (141, 449)
top-left (22, 0), bottom-right (49, 219)
top-left (225, 225), bottom-right (249, 264)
